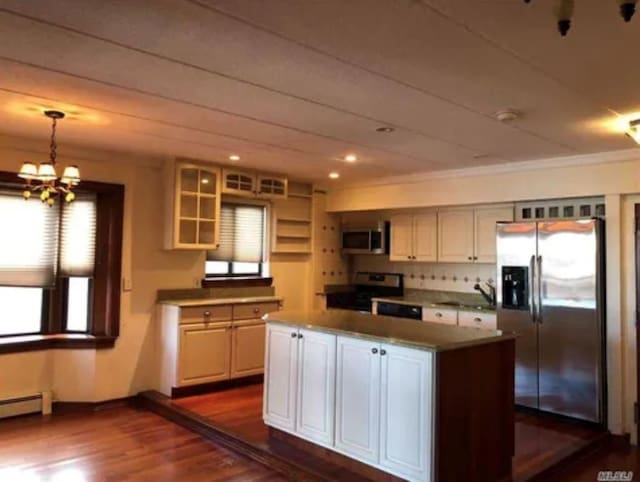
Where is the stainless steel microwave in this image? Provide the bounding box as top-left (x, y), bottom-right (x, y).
top-left (341, 221), bottom-right (389, 254)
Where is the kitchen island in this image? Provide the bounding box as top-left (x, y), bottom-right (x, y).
top-left (263, 310), bottom-right (515, 482)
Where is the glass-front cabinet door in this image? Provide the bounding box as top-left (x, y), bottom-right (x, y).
top-left (257, 175), bottom-right (288, 199)
top-left (173, 163), bottom-right (221, 249)
top-left (222, 169), bottom-right (256, 196)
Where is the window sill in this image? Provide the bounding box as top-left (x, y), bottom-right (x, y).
top-left (0, 333), bottom-right (116, 355)
top-left (201, 276), bottom-right (273, 288)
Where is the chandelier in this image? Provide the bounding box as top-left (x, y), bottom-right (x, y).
top-left (18, 110), bottom-right (80, 205)
top-left (523, 0), bottom-right (637, 36)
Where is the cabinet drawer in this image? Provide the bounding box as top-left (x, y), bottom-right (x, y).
top-left (422, 307), bottom-right (458, 325)
top-left (180, 305), bottom-right (232, 324)
top-left (458, 311), bottom-right (497, 330)
top-left (233, 302), bottom-right (280, 320)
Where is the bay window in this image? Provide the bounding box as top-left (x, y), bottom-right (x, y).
top-left (0, 172), bottom-right (123, 352)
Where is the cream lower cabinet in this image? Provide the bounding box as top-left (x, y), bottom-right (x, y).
top-left (265, 325), bottom-right (434, 482)
top-left (231, 321), bottom-right (266, 378)
top-left (179, 323), bottom-right (231, 385)
top-left (263, 324), bottom-right (336, 446)
top-left (159, 301), bottom-right (280, 396)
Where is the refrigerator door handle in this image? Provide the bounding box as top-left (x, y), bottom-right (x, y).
top-left (537, 255), bottom-right (543, 324)
top-left (529, 255), bottom-right (536, 322)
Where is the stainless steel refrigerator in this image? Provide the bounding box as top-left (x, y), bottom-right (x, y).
top-left (496, 219), bottom-right (605, 424)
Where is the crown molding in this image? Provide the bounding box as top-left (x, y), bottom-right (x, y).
top-left (336, 148), bottom-right (640, 190)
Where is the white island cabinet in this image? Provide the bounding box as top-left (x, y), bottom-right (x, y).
top-left (263, 311), bottom-right (515, 482)
top-left (265, 324), bottom-right (434, 481)
top-left (263, 324), bottom-right (336, 446)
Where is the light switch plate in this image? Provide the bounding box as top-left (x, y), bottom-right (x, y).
top-left (122, 277), bottom-right (133, 291)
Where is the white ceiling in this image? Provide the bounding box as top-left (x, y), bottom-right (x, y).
top-left (0, 0), bottom-right (638, 182)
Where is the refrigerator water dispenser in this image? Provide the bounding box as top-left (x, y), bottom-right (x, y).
top-left (501, 266), bottom-right (528, 310)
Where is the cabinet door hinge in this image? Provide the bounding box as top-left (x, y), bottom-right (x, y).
top-left (634, 402), bottom-right (639, 424)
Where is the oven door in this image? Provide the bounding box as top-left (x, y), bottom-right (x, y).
top-left (342, 230), bottom-right (372, 254)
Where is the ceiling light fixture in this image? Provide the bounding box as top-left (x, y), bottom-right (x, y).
top-left (344, 154), bottom-right (357, 162)
top-left (376, 126), bottom-right (395, 133)
top-left (18, 110), bottom-right (80, 205)
top-left (229, 154), bottom-right (240, 161)
top-left (329, 172), bottom-right (340, 179)
top-left (524, 0), bottom-right (636, 36)
top-left (626, 119), bottom-right (640, 144)
top-left (495, 109), bottom-right (520, 122)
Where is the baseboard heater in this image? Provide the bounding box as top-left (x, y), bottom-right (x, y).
top-left (0, 392), bottom-right (52, 419)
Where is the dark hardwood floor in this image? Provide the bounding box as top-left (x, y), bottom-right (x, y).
top-left (0, 405), bottom-right (286, 481)
top-left (173, 383), bottom-right (612, 482)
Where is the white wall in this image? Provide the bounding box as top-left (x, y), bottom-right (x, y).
top-left (328, 154), bottom-right (640, 440)
top-left (0, 136), bottom-right (313, 402)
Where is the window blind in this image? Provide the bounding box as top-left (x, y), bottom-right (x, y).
top-left (60, 193), bottom-right (97, 277)
top-left (207, 203), bottom-right (265, 263)
top-left (0, 189), bottom-right (59, 287)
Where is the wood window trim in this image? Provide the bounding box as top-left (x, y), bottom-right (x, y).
top-left (0, 171), bottom-right (124, 354)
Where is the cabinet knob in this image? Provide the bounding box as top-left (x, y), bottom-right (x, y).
top-left (371, 348), bottom-right (378, 354)
top-left (435, 312), bottom-right (443, 318)
top-left (380, 349), bottom-right (387, 356)
top-left (291, 332), bottom-right (297, 338)
top-left (203, 311), bottom-right (211, 317)
top-left (467, 256), bottom-right (472, 260)
top-left (474, 317), bottom-right (482, 323)
top-left (407, 256), bottom-right (411, 260)
top-left (253, 308), bottom-right (260, 314)
top-left (297, 333), bottom-right (303, 339)
top-left (473, 256), bottom-right (478, 261)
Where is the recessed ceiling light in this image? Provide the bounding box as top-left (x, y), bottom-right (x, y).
top-left (229, 154), bottom-right (240, 161)
top-left (376, 126), bottom-right (395, 133)
top-left (329, 172), bottom-right (340, 179)
top-left (494, 109), bottom-right (520, 122)
top-left (344, 154), bottom-right (357, 162)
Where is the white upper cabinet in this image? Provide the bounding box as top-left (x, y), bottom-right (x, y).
top-left (222, 169), bottom-right (288, 199)
top-left (263, 323), bottom-right (299, 431)
top-left (296, 329), bottom-right (336, 447)
top-left (257, 174), bottom-right (288, 199)
top-left (437, 210), bottom-right (474, 262)
top-left (335, 336), bottom-right (381, 464)
top-left (390, 212), bottom-right (437, 262)
top-left (474, 207), bottom-right (514, 263)
top-left (390, 214), bottom-right (413, 261)
top-left (165, 161), bottom-right (221, 250)
top-left (413, 213), bottom-right (438, 262)
top-left (379, 344), bottom-right (434, 482)
top-left (438, 206), bottom-right (513, 263)
top-left (222, 169), bottom-right (257, 196)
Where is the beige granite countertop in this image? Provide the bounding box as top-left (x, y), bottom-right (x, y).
top-left (264, 310), bottom-right (513, 352)
top-left (159, 295), bottom-right (282, 307)
top-left (372, 289), bottom-right (495, 314)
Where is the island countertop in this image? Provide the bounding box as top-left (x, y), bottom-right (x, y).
top-left (264, 309), bottom-right (514, 352)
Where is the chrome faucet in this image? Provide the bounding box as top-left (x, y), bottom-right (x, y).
top-left (474, 282), bottom-right (496, 306)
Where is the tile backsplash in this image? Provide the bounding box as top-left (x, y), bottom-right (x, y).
top-left (351, 255), bottom-right (496, 293)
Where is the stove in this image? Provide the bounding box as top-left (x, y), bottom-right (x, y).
top-left (326, 272), bottom-right (404, 313)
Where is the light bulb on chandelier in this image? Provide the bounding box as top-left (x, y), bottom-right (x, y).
top-left (18, 110), bottom-right (80, 205)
